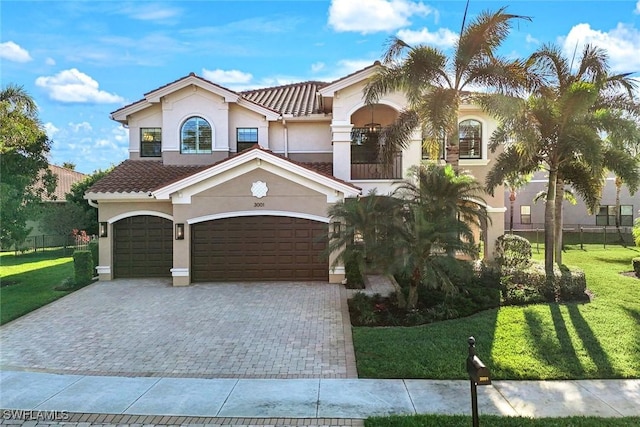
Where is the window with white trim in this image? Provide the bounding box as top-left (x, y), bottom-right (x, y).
top-left (520, 205), bottom-right (531, 224)
top-left (459, 119), bottom-right (482, 159)
top-left (140, 128), bottom-right (161, 157)
top-left (181, 117), bottom-right (212, 154)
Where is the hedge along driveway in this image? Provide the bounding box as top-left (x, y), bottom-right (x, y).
top-left (0, 250), bottom-right (74, 325)
top-left (353, 245), bottom-right (640, 380)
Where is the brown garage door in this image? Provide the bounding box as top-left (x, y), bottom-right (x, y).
top-left (191, 216), bottom-right (328, 282)
top-left (113, 216), bottom-right (173, 278)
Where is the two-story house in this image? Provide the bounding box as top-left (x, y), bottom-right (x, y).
top-left (86, 63), bottom-right (506, 286)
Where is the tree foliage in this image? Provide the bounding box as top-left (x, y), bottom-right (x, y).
top-left (64, 169), bottom-right (111, 235)
top-left (329, 164), bottom-right (488, 309)
top-left (364, 7), bottom-right (530, 169)
top-left (0, 84), bottom-right (55, 248)
top-left (481, 44), bottom-right (640, 278)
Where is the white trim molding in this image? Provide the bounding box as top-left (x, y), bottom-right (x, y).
top-left (188, 210), bottom-right (329, 225)
top-left (170, 268), bottom-right (189, 277)
top-left (108, 210), bottom-right (174, 224)
top-left (96, 266), bottom-right (111, 274)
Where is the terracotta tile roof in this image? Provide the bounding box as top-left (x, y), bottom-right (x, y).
top-left (37, 165), bottom-right (87, 201)
top-left (241, 81), bottom-right (329, 116)
top-left (87, 161), bottom-right (209, 194)
top-left (87, 146), bottom-right (355, 195)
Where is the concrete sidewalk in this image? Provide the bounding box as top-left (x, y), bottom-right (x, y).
top-left (1, 371), bottom-right (639, 420)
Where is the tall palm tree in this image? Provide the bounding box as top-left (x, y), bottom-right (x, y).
top-left (363, 7), bottom-right (530, 169)
top-left (482, 44), bottom-right (639, 278)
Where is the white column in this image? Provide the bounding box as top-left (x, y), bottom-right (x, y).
top-left (331, 121), bottom-right (353, 181)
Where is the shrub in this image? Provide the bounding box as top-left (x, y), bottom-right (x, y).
top-left (88, 239), bottom-right (99, 273)
top-left (501, 262), bottom-right (587, 304)
top-left (73, 250), bottom-right (94, 286)
top-left (348, 292), bottom-right (379, 325)
top-left (494, 234), bottom-right (532, 268)
top-left (632, 257), bottom-right (640, 278)
top-left (344, 250), bottom-right (365, 289)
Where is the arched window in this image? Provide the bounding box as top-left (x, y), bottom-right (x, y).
top-left (181, 117), bottom-right (212, 154)
top-left (459, 119), bottom-right (482, 159)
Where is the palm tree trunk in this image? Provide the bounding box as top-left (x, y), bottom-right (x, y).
top-left (544, 167), bottom-right (558, 280)
top-left (407, 266), bottom-right (421, 310)
top-left (554, 178), bottom-right (564, 265)
top-left (446, 145), bottom-right (460, 172)
top-left (614, 176), bottom-right (626, 247)
top-left (509, 189), bottom-right (516, 232)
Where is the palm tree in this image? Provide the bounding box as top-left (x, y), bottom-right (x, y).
top-left (482, 43), bottom-right (639, 278)
top-left (329, 164), bottom-right (488, 310)
top-left (363, 7), bottom-right (530, 169)
top-left (391, 164), bottom-right (489, 308)
top-left (504, 172), bottom-right (533, 232)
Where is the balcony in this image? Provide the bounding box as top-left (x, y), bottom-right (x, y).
top-left (350, 127), bottom-right (402, 180)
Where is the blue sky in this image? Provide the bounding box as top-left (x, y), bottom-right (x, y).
top-left (2, 0), bottom-right (640, 174)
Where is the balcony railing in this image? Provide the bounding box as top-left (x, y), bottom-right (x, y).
top-left (350, 127), bottom-right (402, 179)
top-left (351, 150), bottom-right (402, 180)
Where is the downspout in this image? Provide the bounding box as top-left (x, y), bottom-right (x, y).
top-left (87, 199), bottom-right (98, 208)
top-left (283, 118), bottom-right (289, 158)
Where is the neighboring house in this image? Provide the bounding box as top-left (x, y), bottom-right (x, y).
top-left (86, 64), bottom-right (506, 286)
top-left (27, 164), bottom-right (87, 237)
top-left (505, 171), bottom-right (637, 232)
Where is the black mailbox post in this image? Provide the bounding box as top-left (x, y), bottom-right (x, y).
top-left (466, 336), bottom-right (491, 427)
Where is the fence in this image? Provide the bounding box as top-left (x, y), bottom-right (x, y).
top-left (9, 233), bottom-right (97, 255)
top-left (510, 224), bottom-right (635, 251)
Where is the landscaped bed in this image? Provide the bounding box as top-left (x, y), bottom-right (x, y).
top-left (353, 244), bottom-right (640, 380)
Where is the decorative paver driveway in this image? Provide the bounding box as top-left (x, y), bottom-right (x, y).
top-left (0, 280), bottom-right (356, 378)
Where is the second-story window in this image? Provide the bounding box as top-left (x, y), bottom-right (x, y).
top-left (140, 128), bottom-right (161, 157)
top-left (181, 116), bottom-right (212, 154)
top-left (459, 119), bottom-right (482, 159)
top-left (237, 127), bottom-right (258, 152)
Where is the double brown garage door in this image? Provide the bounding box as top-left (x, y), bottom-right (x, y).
top-left (191, 216), bottom-right (328, 282)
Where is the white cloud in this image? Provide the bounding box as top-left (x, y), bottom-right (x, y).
top-left (112, 125), bottom-right (128, 143)
top-left (35, 69), bottom-right (125, 103)
top-left (43, 122), bottom-right (59, 138)
top-left (561, 23), bottom-right (640, 73)
top-left (635, 1), bottom-right (640, 14)
top-left (117, 3), bottom-right (181, 22)
top-left (311, 62), bottom-right (326, 73)
top-left (69, 121), bottom-right (93, 133)
top-left (526, 34), bottom-right (540, 45)
top-left (0, 41), bottom-right (33, 62)
top-left (396, 27), bottom-right (457, 48)
top-left (202, 68), bottom-right (253, 84)
top-left (328, 0), bottom-right (433, 34)
top-left (45, 57), bottom-right (56, 66)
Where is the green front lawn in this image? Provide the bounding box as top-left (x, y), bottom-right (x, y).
top-left (0, 250), bottom-right (74, 325)
top-left (353, 244), bottom-right (640, 379)
top-left (366, 414), bottom-right (640, 427)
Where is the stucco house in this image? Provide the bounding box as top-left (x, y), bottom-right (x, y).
top-left (85, 64), bottom-right (506, 286)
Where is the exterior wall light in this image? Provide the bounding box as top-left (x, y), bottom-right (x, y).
top-left (332, 221), bottom-right (341, 238)
top-left (99, 222), bottom-right (108, 238)
top-left (175, 223), bottom-right (185, 240)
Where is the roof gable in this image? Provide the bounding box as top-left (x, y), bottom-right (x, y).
top-left (318, 62), bottom-right (380, 97)
top-left (111, 73), bottom-right (279, 123)
top-left (154, 146), bottom-right (360, 203)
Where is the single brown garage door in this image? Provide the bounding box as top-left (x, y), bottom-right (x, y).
top-left (113, 216), bottom-right (173, 278)
top-left (191, 216), bottom-right (328, 282)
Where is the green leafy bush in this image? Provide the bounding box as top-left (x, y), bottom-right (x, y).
top-left (632, 257), bottom-right (640, 278)
top-left (88, 239), bottom-right (99, 274)
top-left (344, 250), bottom-right (365, 289)
top-left (494, 234), bottom-right (532, 268)
top-left (501, 262), bottom-right (587, 304)
top-left (73, 250), bottom-right (94, 286)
